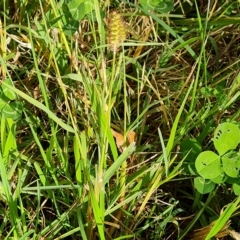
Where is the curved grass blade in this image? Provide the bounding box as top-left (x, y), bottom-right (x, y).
top-left (206, 196), bottom-right (240, 240)
top-left (1, 81), bottom-right (74, 133)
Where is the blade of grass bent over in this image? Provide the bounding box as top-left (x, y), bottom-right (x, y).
top-left (206, 196), bottom-right (240, 240)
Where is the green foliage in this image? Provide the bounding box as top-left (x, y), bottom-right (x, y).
top-left (195, 151), bottom-right (221, 179)
top-left (194, 177), bottom-right (215, 194)
top-left (180, 138), bottom-right (202, 175)
top-left (1, 0), bottom-right (240, 239)
top-left (205, 197), bottom-right (240, 240)
top-left (67, 0), bottom-right (93, 21)
top-left (222, 151), bottom-right (240, 178)
top-left (195, 122), bottom-right (240, 195)
top-left (0, 79), bottom-right (23, 121)
top-left (200, 86), bottom-right (222, 99)
top-left (233, 182), bottom-right (240, 195)
top-left (214, 122), bottom-right (240, 156)
top-left (139, 0), bottom-right (174, 13)
top-left (219, 0), bottom-right (240, 15)
top-left (43, 0), bottom-right (93, 36)
top-left (211, 172), bottom-right (226, 184)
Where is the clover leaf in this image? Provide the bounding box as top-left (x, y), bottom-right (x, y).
top-left (195, 151), bottom-right (221, 179)
top-left (214, 123), bottom-right (240, 156)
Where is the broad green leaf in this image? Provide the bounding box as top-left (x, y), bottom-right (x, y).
top-left (211, 172), bottom-right (226, 184)
top-left (0, 99), bottom-right (6, 110)
top-left (67, 1), bottom-right (85, 21)
top-left (233, 183), bottom-right (240, 196)
top-left (139, 0), bottom-right (160, 10)
top-left (214, 123), bottom-right (240, 156)
top-left (194, 177), bottom-right (215, 194)
top-left (222, 151), bottom-right (240, 178)
top-left (155, 1), bottom-right (174, 13)
top-left (139, 0), bottom-right (174, 13)
top-left (195, 151), bottom-right (221, 179)
top-left (2, 101), bottom-right (23, 121)
top-left (0, 78), bottom-right (16, 101)
top-left (0, 99), bottom-right (23, 121)
top-left (80, 0), bottom-right (93, 14)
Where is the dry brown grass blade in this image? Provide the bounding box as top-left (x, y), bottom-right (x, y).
top-left (111, 129), bottom-right (125, 151)
top-left (111, 128), bottom-right (136, 152)
top-left (229, 230), bottom-right (240, 240)
top-left (133, 17), bottom-right (153, 58)
top-left (188, 220), bottom-right (231, 240)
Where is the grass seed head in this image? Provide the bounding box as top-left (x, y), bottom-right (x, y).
top-left (107, 11), bottom-right (126, 53)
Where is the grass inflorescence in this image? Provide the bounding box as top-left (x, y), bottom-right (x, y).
top-left (107, 11), bottom-right (126, 53)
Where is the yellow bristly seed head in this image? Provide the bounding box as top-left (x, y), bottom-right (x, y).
top-left (107, 11), bottom-right (126, 53)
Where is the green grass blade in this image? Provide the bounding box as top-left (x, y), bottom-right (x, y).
top-left (89, 185), bottom-right (105, 240)
top-left (103, 143), bottom-right (136, 185)
top-left (206, 196), bottom-right (240, 240)
top-left (166, 76), bottom-right (195, 156)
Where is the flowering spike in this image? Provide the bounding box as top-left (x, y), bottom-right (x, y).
top-left (107, 11), bottom-right (126, 53)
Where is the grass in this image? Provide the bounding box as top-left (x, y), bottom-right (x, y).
top-left (0, 0), bottom-right (240, 239)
